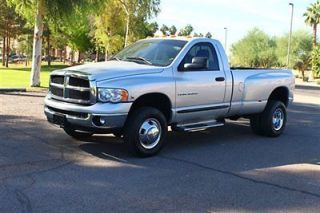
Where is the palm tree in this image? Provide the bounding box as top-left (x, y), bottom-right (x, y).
top-left (7, 0), bottom-right (102, 86)
top-left (304, 1), bottom-right (320, 48)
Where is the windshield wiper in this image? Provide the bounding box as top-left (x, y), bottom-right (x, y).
top-left (125, 57), bottom-right (153, 65)
top-left (110, 56), bottom-right (121, 61)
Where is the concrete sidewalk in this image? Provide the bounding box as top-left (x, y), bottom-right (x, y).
top-left (295, 79), bottom-right (320, 90)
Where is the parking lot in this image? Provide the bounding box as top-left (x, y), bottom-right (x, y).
top-left (0, 88), bottom-right (319, 212)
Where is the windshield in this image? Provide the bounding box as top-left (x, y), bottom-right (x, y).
top-left (112, 39), bottom-right (187, 67)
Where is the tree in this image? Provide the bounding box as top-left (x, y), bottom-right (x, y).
top-left (145, 22), bottom-right (159, 37)
top-left (118, 0), bottom-right (160, 46)
top-left (0, 0), bottom-right (25, 67)
top-left (312, 46), bottom-right (320, 77)
top-left (168, 25), bottom-right (177, 36)
top-left (193, 32), bottom-right (199, 37)
top-left (230, 28), bottom-right (277, 68)
top-left (7, 0), bottom-right (103, 86)
top-left (205, 32), bottom-right (212, 38)
top-left (93, 0), bottom-right (126, 60)
top-left (65, 24), bottom-right (93, 63)
top-left (160, 24), bottom-right (169, 36)
top-left (179, 24), bottom-right (194, 36)
top-left (304, 1), bottom-right (320, 48)
top-left (276, 30), bottom-right (312, 74)
top-left (17, 33), bottom-right (33, 66)
top-left (50, 28), bottom-right (68, 63)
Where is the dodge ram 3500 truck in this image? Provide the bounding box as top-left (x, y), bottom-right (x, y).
top-left (45, 37), bottom-right (295, 156)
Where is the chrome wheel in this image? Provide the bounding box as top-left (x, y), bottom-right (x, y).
top-left (139, 118), bottom-right (162, 149)
top-left (272, 108), bottom-right (284, 131)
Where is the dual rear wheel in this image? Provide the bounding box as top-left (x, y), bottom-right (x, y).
top-left (250, 100), bottom-right (287, 137)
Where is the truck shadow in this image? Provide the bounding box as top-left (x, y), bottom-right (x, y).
top-left (78, 102), bottom-right (320, 171)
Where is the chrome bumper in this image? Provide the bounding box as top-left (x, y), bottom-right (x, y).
top-left (44, 95), bottom-right (132, 131)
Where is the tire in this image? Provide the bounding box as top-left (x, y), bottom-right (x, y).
top-left (250, 100), bottom-right (287, 137)
top-left (63, 127), bottom-right (93, 139)
top-left (123, 107), bottom-right (168, 157)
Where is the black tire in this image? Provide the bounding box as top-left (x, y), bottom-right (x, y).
top-left (123, 107), bottom-right (168, 157)
top-left (250, 100), bottom-right (287, 137)
top-left (63, 127), bottom-right (93, 139)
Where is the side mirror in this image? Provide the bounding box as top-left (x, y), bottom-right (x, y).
top-left (183, 57), bottom-right (208, 71)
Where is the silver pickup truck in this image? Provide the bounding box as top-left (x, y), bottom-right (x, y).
top-left (45, 37), bottom-right (295, 156)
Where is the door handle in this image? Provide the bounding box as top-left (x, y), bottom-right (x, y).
top-left (215, 77), bottom-right (225, 82)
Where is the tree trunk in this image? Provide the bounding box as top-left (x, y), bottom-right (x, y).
top-left (47, 32), bottom-right (51, 67)
top-left (313, 24), bottom-right (317, 48)
top-left (60, 49), bottom-right (63, 62)
top-left (124, 15), bottom-right (130, 47)
top-left (105, 52), bottom-right (108, 61)
top-left (30, 0), bottom-right (44, 87)
top-left (63, 47), bottom-right (66, 64)
top-left (5, 37), bottom-right (10, 68)
top-left (95, 47), bottom-right (99, 62)
top-left (70, 50), bottom-right (74, 65)
top-left (105, 43), bottom-right (109, 61)
top-left (77, 51), bottom-right (81, 63)
top-left (2, 36), bottom-right (5, 67)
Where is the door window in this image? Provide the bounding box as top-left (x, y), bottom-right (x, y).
top-left (181, 42), bottom-right (220, 71)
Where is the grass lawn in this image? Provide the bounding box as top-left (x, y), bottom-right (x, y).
top-left (0, 62), bottom-right (69, 88)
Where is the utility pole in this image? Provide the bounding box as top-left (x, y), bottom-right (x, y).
top-left (224, 27), bottom-right (228, 51)
top-left (287, 3), bottom-right (294, 68)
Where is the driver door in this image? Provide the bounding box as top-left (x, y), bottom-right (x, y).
top-left (175, 42), bottom-right (228, 124)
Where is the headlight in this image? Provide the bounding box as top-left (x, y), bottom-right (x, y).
top-left (97, 88), bottom-right (129, 103)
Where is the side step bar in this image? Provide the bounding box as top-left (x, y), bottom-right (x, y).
top-left (173, 120), bottom-right (225, 132)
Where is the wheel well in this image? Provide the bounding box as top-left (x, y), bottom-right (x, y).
top-left (268, 87), bottom-right (289, 106)
top-left (129, 93), bottom-right (172, 122)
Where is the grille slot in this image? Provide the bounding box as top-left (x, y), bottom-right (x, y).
top-left (69, 77), bottom-right (90, 87)
top-left (47, 106), bottom-right (88, 119)
top-left (51, 76), bottom-right (64, 84)
top-left (50, 87), bottom-right (63, 97)
top-left (49, 74), bottom-right (93, 105)
top-left (69, 89), bottom-right (91, 100)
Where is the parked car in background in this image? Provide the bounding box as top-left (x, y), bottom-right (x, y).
top-left (42, 55), bottom-right (57, 62)
top-left (9, 54), bottom-right (27, 63)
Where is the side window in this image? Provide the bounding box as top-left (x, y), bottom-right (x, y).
top-left (181, 42), bottom-right (220, 71)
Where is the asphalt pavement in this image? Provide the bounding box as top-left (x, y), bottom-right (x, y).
top-left (0, 88), bottom-right (319, 212)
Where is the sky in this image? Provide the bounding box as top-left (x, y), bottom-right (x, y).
top-left (154, 0), bottom-right (316, 51)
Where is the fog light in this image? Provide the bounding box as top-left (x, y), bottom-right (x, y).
top-left (100, 117), bottom-right (106, 125)
top-left (92, 116), bottom-right (107, 126)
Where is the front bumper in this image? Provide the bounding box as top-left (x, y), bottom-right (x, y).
top-left (44, 96), bottom-right (132, 133)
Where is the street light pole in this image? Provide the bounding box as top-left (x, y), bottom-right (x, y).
top-left (287, 3), bottom-right (294, 68)
top-left (224, 27), bottom-right (228, 51)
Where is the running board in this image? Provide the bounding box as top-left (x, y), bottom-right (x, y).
top-left (174, 120), bottom-right (225, 132)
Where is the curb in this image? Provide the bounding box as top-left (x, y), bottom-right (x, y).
top-left (0, 88), bottom-right (48, 93)
top-left (0, 88), bottom-right (26, 92)
top-left (295, 85), bottom-right (320, 90)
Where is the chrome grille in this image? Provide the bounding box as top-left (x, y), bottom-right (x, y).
top-left (49, 74), bottom-right (95, 105)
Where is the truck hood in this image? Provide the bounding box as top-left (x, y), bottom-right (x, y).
top-left (52, 61), bottom-right (164, 81)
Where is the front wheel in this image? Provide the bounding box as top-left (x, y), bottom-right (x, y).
top-left (123, 107), bottom-right (168, 157)
top-left (250, 100), bottom-right (287, 137)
